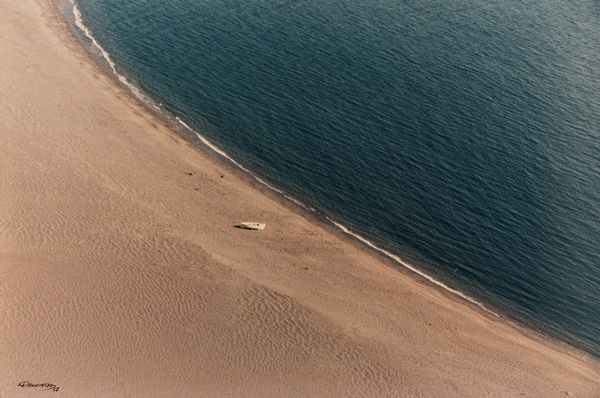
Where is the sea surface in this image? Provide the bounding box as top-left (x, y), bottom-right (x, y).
top-left (67, 0), bottom-right (600, 356)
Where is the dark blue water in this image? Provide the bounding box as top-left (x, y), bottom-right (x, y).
top-left (71, 0), bottom-right (600, 356)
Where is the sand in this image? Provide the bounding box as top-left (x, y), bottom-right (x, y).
top-left (0, 0), bottom-right (599, 396)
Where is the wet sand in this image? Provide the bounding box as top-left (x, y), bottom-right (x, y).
top-left (1, 0), bottom-right (599, 396)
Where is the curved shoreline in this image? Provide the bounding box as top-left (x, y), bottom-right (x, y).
top-left (2, 0), bottom-right (594, 394)
top-left (58, 0), bottom-right (600, 361)
top-left (62, 0), bottom-right (499, 315)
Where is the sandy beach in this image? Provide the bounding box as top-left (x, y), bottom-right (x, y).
top-left (1, 0), bottom-right (599, 396)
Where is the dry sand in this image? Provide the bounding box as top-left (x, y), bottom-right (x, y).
top-left (1, 0), bottom-right (599, 396)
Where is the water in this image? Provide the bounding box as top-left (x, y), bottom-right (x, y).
top-left (69, 0), bottom-right (600, 356)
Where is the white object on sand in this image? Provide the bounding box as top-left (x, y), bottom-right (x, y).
top-left (238, 222), bottom-right (266, 230)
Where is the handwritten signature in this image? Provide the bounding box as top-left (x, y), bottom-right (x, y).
top-left (17, 381), bottom-right (60, 392)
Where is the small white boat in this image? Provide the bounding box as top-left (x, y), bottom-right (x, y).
top-left (238, 222), bottom-right (266, 230)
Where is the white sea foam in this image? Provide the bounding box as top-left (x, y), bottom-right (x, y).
top-left (69, 0), bottom-right (496, 317)
top-left (187, 122), bottom-right (314, 211)
top-left (69, 0), bottom-right (145, 101)
top-left (253, 176), bottom-right (284, 194)
top-left (174, 119), bottom-right (245, 173)
top-left (70, 0), bottom-right (315, 214)
top-left (327, 217), bottom-right (500, 317)
top-left (284, 195), bottom-right (315, 211)
top-left (192, 122), bottom-right (315, 211)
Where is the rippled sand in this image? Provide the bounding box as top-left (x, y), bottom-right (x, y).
top-left (0, 0), bottom-right (599, 396)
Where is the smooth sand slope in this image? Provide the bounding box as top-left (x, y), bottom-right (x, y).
top-left (1, 1), bottom-right (599, 397)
